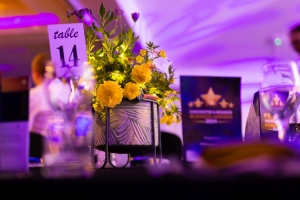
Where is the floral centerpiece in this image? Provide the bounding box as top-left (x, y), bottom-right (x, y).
top-left (68, 2), bottom-right (181, 126)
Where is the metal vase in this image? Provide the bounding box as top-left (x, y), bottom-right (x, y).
top-left (93, 99), bottom-right (160, 154)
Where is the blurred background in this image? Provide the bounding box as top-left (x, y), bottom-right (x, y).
top-left (1, 0), bottom-right (300, 141)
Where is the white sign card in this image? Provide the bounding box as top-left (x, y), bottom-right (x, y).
top-left (48, 23), bottom-right (88, 78)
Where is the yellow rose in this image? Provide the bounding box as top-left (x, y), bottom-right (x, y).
top-left (96, 81), bottom-right (124, 108)
top-left (131, 64), bottom-right (152, 84)
top-left (124, 82), bottom-right (141, 100)
top-left (140, 49), bottom-right (146, 56)
top-left (136, 55), bottom-right (144, 64)
top-left (159, 50), bottom-right (166, 58)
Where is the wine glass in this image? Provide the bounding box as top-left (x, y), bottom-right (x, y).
top-left (259, 61), bottom-right (300, 143)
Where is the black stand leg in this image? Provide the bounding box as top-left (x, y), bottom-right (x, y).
top-left (103, 107), bottom-right (130, 168)
top-left (156, 102), bottom-right (162, 164)
top-left (151, 101), bottom-right (162, 166)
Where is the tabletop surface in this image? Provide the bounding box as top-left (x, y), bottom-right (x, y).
top-left (2, 161), bottom-right (300, 199)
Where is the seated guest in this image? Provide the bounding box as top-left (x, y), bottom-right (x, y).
top-left (29, 53), bottom-right (55, 163)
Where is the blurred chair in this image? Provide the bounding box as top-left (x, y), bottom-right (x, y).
top-left (130, 131), bottom-right (183, 166)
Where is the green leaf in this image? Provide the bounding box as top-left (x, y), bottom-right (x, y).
top-left (92, 22), bottom-right (101, 32)
top-left (102, 43), bottom-right (109, 50)
top-left (112, 40), bottom-right (122, 52)
top-left (104, 10), bottom-right (111, 19)
top-left (108, 11), bottom-right (114, 22)
top-left (100, 2), bottom-right (106, 19)
top-left (103, 30), bottom-right (109, 38)
top-left (109, 28), bottom-right (116, 36)
top-left (87, 26), bottom-right (94, 35)
top-left (107, 54), bottom-right (114, 63)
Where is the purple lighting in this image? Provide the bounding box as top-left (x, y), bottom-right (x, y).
top-left (83, 13), bottom-right (93, 26)
top-left (0, 64), bottom-right (14, 72)
top-left (0, 13), bottom-right (59, 29)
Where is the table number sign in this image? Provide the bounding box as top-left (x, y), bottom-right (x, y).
top-left (48, 23), bottom-right (87, 78)
top-left (180, 76), bottom-right (242, 162)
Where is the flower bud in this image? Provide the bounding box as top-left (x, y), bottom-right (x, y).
top-left (131, 12), bottom-right (140, 22)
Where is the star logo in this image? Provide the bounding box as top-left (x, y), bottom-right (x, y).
top-left (194, 98), bottom-right (203, 108)
top-left (271, 94), bottom-right (283, 107)
top-left (228, 102), bottom-right (234, 108)
top-left (201, 87), bottom-right (222, 106)
top-left (219, 98), bottom-right (229, 108)
top-left (264, 113), bottom-right (272, 118)
top-left (188, 101), bottom-right (194, 108)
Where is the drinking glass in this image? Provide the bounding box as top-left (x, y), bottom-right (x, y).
top-left (259, 61), bottom-right (300, 142)
top-left (42, 62), bottom-right (95, 178)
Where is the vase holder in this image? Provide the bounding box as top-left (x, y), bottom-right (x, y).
top-left (90, 99), bottom-right (162, 168)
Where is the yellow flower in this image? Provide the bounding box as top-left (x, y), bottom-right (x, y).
top-left (146, 61), bottom-right (155, 69)
top-left (140, 49), bottom-right (146, 56)
top-left (93, 101), bottom-right (103, 112)
top-left (131, 63), bottom-right (152, 84)
top-left (96, 81), bottom-right (124, 108)
top-left (170, 78), bottom-right (174, 83)
top-left (160, 115), bottom-right (168, 124)
top-left (164, 91), bottom-right (171, 96)
top-left (124, 82), bottom-right (141, 100)
top-left (136, 55), bottom-right (144, 64)
top-left (166, 115), bottom-right (176, 125)
top-left (159, 50), bottom-right (166, 58)
top-left (160, 115), bottom-right (175, 125)
top-left (111, 71), bottom-right (125, 83)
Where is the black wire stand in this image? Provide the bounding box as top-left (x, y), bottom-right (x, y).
top-left (90, 99), bottom-right (162, 169)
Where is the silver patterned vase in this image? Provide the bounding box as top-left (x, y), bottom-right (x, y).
top-left (93, 99), bottom-right (160, 154)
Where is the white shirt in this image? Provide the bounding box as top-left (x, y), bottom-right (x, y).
top-left (29, 81), bottom-right (54, 137)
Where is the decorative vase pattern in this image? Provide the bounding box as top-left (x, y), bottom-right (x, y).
top-left (93, 99), bottom-right (159, 154)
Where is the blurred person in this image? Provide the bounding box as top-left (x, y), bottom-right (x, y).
top-left (289, 23), bottom-right (300, 56)
top-left (244, 23), bottom-right (300, 142)
top-left (29, 52), bottom-right (55, 163)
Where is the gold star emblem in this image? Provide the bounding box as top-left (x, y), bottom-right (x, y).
top-left (271, 94), bottom-right (281, 106)
top-left (219, 98), bottom-right (228, 108)
top-left (264, 112), bottom-right (272, 119)
top-left (194, 98), bottom-right (203, 108)
top-left (201, 87), bottom-right (222, 106)
top-left (188, 101), bottom-right (194, 108)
